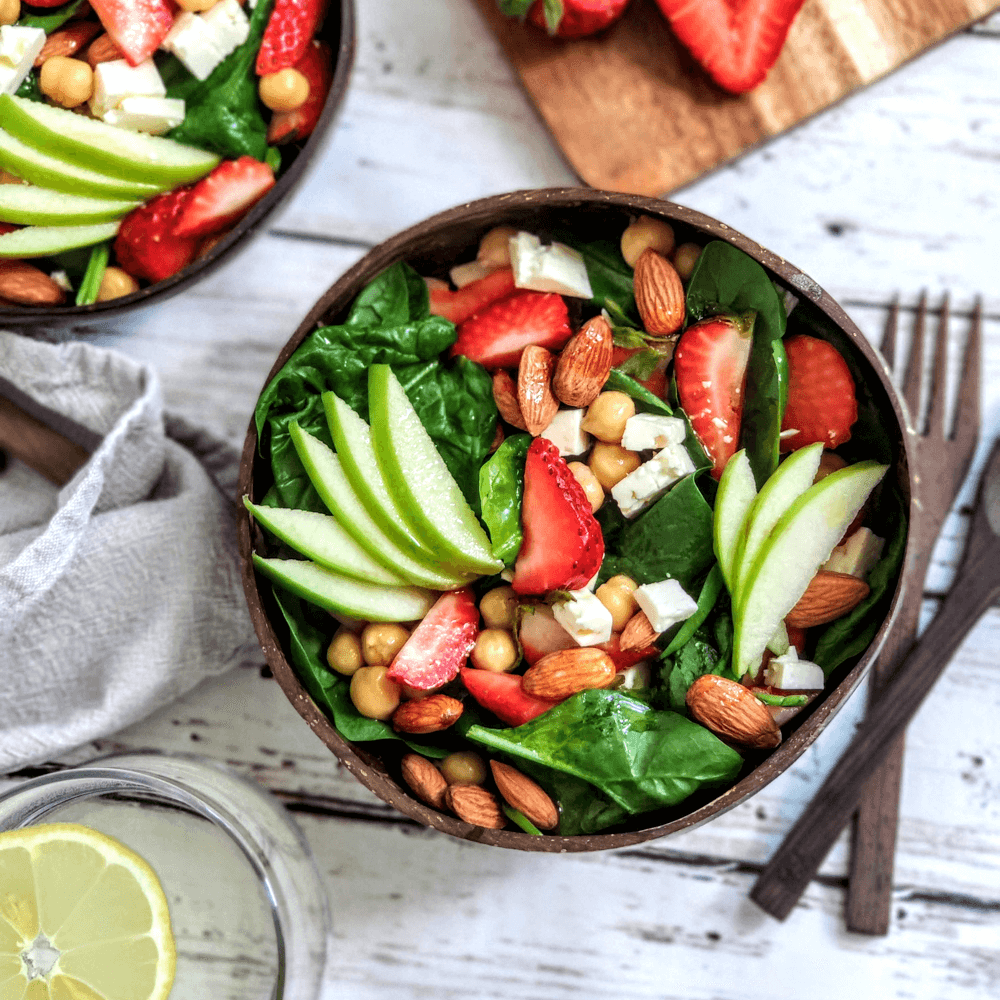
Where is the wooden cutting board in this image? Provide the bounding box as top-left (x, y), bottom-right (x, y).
top-left (472, 0), bottom-right (998, 195)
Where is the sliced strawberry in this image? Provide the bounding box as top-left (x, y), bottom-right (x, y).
top-left (513, 438), bottom-right (604, 595)
top-left (173, 157), bottom-right (275, 239)
top-left (519, 605), bottom-right (576, 665)
top-left (429, 267), bottom-right (515, 326)
top-left (674, 312), bottom-right (754, 480)
top-left (654, 0), bottom-right (807, 93)
top-left (386, 588), bottom-right (479, 691)
top-left (611, 346), bottom-right (668, 399)
top-left (786, 624), bottom-right (807, 655)
top-left (256, 0), bottom-right (323, 75)
top-left (597, 634), bottom-right (661, 670)
top-left (114, 189), bottom-right (200, 284)
top-left (267, 40), bottom-right (332, 145)
top-left (0, 223), bottom-right (21, 236)
top-left (527, 0), bottom-right (631, 37)
top-left (21, 0), bottom-right (71, 5)
top-left (89, 0), bottom-right (174, 67)
top-left (460, 666), bottom-right (558, 727)
top-left (780, 334), bottom-right (857, 451)
top-left (451, 290), bottom-right (572, 370)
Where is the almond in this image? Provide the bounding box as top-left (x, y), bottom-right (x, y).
top-left (686, 674), bottom-right (781, 749)
top-left (490, 760), bottom-right (559, 830)
top-left (400, 753), bottom-right (448, 810)
top-left (446, 783), bottom-right (506, 829)
top-left (85, 34), bottom-right (123, 68)
top-left (490, 422), bottom-right (504, 452)
top-left (492, 369), bottom-right (527, 430)
top-left (552, 315), bottom-right (614, 408)
top-left (391, 694), bottom-right (463, 734)
top-left (619, 611), bottom-right (660, 651)
top-left (633, 249), bottom-right (685, 338)
top-left (785, 570), bottom-right (870, 628)
top-left (0, 262), bottom-right (67, 306)
top-left (522, 647), bottom-right (616, 701)
top-left (35, 21), bottom-right (102, 66)
top-left (517, 344), bottom-right (559, 435)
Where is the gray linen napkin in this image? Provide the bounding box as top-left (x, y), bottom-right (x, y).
top-left (0, 332), bottom-right (260, 772)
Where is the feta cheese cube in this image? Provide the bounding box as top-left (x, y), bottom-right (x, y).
top-left (162, 4), bottom-right (248, 83)
top-left (822, 527), bottom-right (885, 579)
top-left (634, 579), bottom-right (697, 633)
top-left (201, 0), bottom-right (250, 53)
top-left (611, 441), bottom-right (696, 517)
top-left (552, 591), bottom-right (613, 647)
top-left (104, 96), bottom-right (186, 135)
top-left (621, 413), bottom-right (687, 452)
top-left (539, 408), bottom-right (590, 458)
top-left (0, 26), bottom-right (46, 96)
top-left (509, 231), bottom-right (593, 299)
top-left (90, 59), bottom-right (166, 118)
top-left (764, 648), bottom-right (825, 691)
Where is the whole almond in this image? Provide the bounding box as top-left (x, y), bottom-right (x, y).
top-left (391, 694), bottom-right (464, 734)
top-left (785, 570), bottom-right (870, 628)
top-left (490, 422), bottom-right (505, 452)
top-left (490, 760), bottom-right (559, 830)
top-left (400, 753), bottom-right (448, 810)
top-left (619, 610), bottom-right (660, 651)
top-left (522, 647), bottom-right (616, 701)
top-left (552, 315), bottom-right (614, 408)
top-left (446, 784), bottom-right (507, 829)
top-left (686, 674), bottom-right (781, 749)
top-left (35, 21), bottom-right (102, 66)
top-left (517, 344), bottom-right (559, 435)
top-left (492, 369), bottom-right (527, 430)
top-left (85, 34), bottom-right (123, 68)
top-left (633, 249), bottom-right (685, 337)
top-left (0, 262), bottom-right (67, 306)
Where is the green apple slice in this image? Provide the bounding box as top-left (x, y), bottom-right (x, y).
top-left (0, 128), bottom-right (166, 200)
top-left (733, 443), bottom-right (824, 600)
top-left (289, 422), bottom-right (475, 590)
top-left (0, 96), bottom-right (219, 187)
top-left (0, 222), bottom-right (120, 258)
top-left (0, 185), bottom-right (139, 226)
top-left (244, 499), bottom-right (407, 587)
top-left (713, 449), bottom-right (756, 593)
top-left (732, 460), bottom-right (888, 677)
top-left (368, 365), bottom-right (502, 576)
top-left (252, 554), bottom-right (436, 622)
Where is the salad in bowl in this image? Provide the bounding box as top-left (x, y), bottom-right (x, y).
top-left (239, 190), bottom-right (909, 849)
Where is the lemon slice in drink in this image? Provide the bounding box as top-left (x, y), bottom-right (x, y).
top-left (0, 823), bottom-right (176, 1000)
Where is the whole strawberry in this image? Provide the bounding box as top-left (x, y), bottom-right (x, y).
top-left (780, 334), bottom-right (857, 451)
top-left (114, 189), bottom-right (200, 285)
top-left (526, 0), bottom-right (631, 37)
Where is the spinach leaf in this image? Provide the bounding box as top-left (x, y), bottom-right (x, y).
top-left (551, 233), bottom-right (639, 326)
top-left (166, 0), bottom-right (276, 160)
top-left (661, 563), bottom-right (725, 656)
top-left (479, 434), bottom-right (531, 565)
top-left (604, 369), bottom-right (671, 416)
top-left (598, 474), bottom-right (715, 589)
top-left (664, 635), bottom-right (722, 713)
top-left (614, 348), bottom-right (662, 383)
top-left (18, 0), bottom-right (85, 30)
top-left (685, 241), bottom-right (788, 487)
top-left (497, 0), bottom-right (534, 15)
top-left (513, 758), bottom-right (629, 835)
top-left (75, 243), bottom-right (109, 306)
top-left (754, 692), bottom-right (808, 707)
top-left (14, 71), bottom-right (42, 103)
top-left (502, 805), bottom-right (543, 835)
top-left (464, 689), bottom-right (742, 814)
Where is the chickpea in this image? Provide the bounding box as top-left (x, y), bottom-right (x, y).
top-left (326, 627), bottom-right (364, 676)
top-left (596, 577), bottom-right (640, 631)
top-left (470, 628), bottom-right (518, 673)
top-left (40, 56), bottom-right (93, 108)
top-left (588, 442), bottom-right (641, 491)
top-left (568, 461), bottom-right (604, 513)
top-left (0, 0), bottom-right (19, 27)
top-left (814, 451), bottom-right (848, 483)
top-left (96, 267), bottom-right (140, 302)
top-left (477, 225), bottom-right (518, 268)
top-left (620, 216), bottom-right (676, 268)
top-left (349, 666), bottom-right (401, 720)
top-left (361, 622), bottom-right (410, 666)
top-left (580, 391), bottom-right (635, 444)
top-left (440, 750), bottom-right (488, 786)
top-left (258, 68), bottom-right (310, 112)
top-left (175, 0), bottom-right (216, 9)
top-left (672, 242), bottom-right (702, 282)
top-left (479, 585), bottom-right (518, 630)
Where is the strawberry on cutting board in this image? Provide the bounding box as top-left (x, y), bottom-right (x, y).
top-left (460, 666), bottom-right (558, 727)
top-left (674, 312), bottom-right (754, 479)
top-left (513, 437), bottom-right (604, 594)
top-left (526, 0), bottom-right (632, 37)
top-left (89, 0), bottom-right (174, 67)
top-left (653, 0), bottom-right (807, 93)
top-left (114, 189), bottom-right (200, 284)
top-left (256, 0), bottom-right (324, 76)
top-left (173, 157), bottom-right (276, 239)
top-left (780, 334), bottom-right (857, 451)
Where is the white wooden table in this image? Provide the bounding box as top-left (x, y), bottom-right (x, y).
top-left (10, 3), bottom-right (1000, 997)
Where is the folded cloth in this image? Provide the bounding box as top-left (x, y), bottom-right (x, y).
top-left (0, 332), bottom-right (260, 772)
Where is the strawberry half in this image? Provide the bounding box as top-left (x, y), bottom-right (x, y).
top-left (653, 0), bottom-right (807, 93)
top-left (513, 437), bottom-right (604, 595)
top-left (256, 0), bottom-right (324, 76)
top-left (429, 267), bottom-right (516, 326)
top-left (527, 0), bottom-right (631, 37)
top-left (173, 157), bottom-right (276, 240)
top-left (114, 189), bottom-right (200, 284)
top-left (780, 334), bottom-right (857, 451)
top-left (267, 40), bottom-right (332, 146)
top-left (451, 290), bottom-right (572, 370)
top-left (385, 588), bottom-right (479, 691)
top-left (89, 0), bottom-right (174, 67)
top-left (674, 312), bottom-right (754, 480)
top-left (460, 666), bottom-right (558, 727)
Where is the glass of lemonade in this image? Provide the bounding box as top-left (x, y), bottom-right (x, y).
top-left (0, 752), bottom-right (329, 1000)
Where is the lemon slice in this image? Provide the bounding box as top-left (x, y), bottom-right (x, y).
top-left (0, 823), bottom-right (175, 1000)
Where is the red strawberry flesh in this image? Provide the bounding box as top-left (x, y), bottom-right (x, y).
top-left (173, 157), bottom-right (276, 239)
top-left (114, 189), bottom-right (200, 284)
top-left (267, 40), bottom-right (332, 145)
top-left (89, 0), bottom-right (174, 67)
top-left (256, 0), bottom-right (323, 75)
top-left (527, 0), bottom-right (631, 37)
top-left (429, 267), bottom-right (516, 326)
top-left (460, 666), bottom-right (558, 727)
top-left (780, 334), bottom-right (857, 451)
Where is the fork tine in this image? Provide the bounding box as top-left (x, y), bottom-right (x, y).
top-left (881, 297), bottom-right (899, 370)
top-left (901, 292), bottom-right (927, 431)
top-left (925, 293), bottom-right (950, 438)
top-left (952, 297), bottom-right (982, 442)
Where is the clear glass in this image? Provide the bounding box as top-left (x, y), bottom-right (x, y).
top-left (0, 751), bottom-right (328, 1000)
